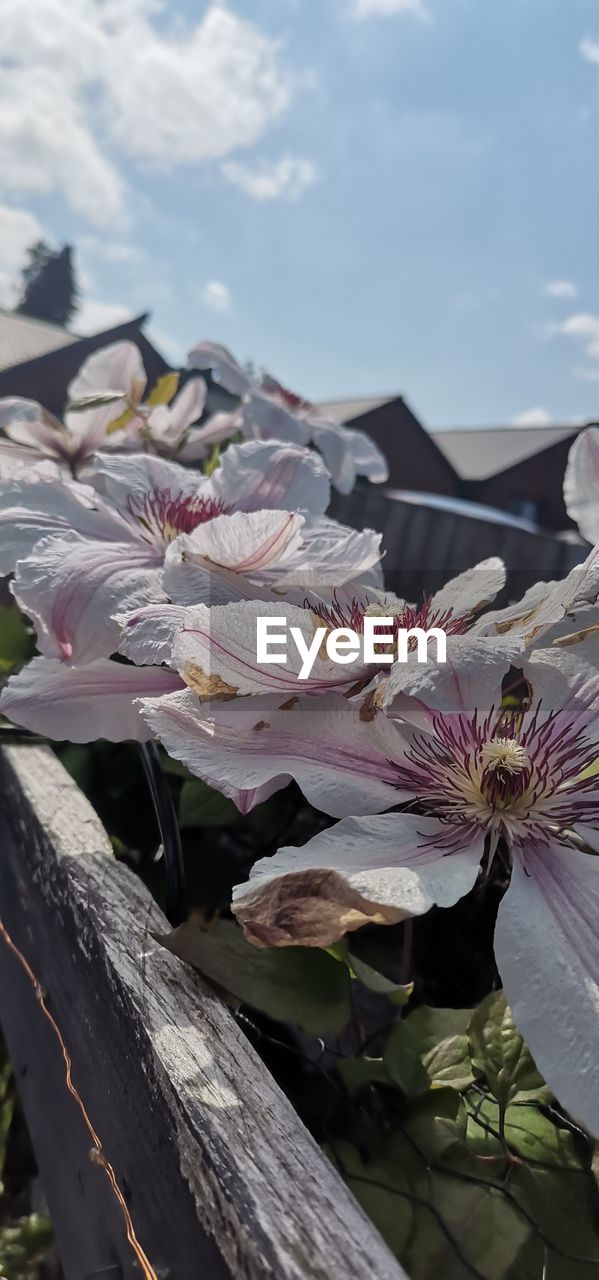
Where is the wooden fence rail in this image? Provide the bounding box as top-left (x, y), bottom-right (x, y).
top-left (0, 744), bottom-right (406, 1280)
top-left (330, 487), bottom-right (587, 601)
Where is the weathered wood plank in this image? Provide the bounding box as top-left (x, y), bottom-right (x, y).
top-left (0, 744), bottom-right (407, 1280)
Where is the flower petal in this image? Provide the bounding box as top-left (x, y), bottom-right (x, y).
top-left (91, 451), bottom-right (204, 508)
top-left (167, 376), bottom-right (207, 434)
top-left (526, 646), bottom-right (599, 734)
top-left (0, 474), bottom-right (128, 573)
top-left (187, 341), bottom-right (251, 396)
top-left (477, 542), bottom-right (599, 645)
top-left (164, 510), bottom-right (305, 607)
top-left (309, 418), bottom-right (357, 494)
top-left (68, 340), bottom-right (147, 406)
top-left (139, 688), bottom-right (401, 818)
top-left (171, 600), bottom-right (367, 695)
top-left (276, 515), bottom-right (383, 590)
top-left (177, 410), bottom-right (243, 461)
top-left (495, 841), bottom-right (599, 1137)
top-left (147, 377), bottom-right (208, 453)
top-left (0, 441), bottom-right (62, 479)
top-left (210, 439), bottom-right (331, 516)
top-left (0, 657), bottom-right (182, 743)
top-left (118, 603), bottom-right (191, 665)
top-left (430, 558), bottom-right (506, 622)
top-left (343, 425), bottom-right (389, 483)
top-left (12, 532), bottom-right (163, 662)
top-left (233, 813), bottom-right (484, 947)
top-left (241, 392), bottom-right (310, 446)
top-left (564, 427), bottom-right (599, 546)
top-left (383, 635), bottom-right (525, 724)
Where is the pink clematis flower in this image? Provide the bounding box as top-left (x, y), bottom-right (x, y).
top-left (229, 640), bottom-right (599, 1136)
top-left (120, 558), bottom-right (506, 700)
top-left (0, 439), bottom-right (378, 666)
top-left (0, 340), bottom-right (211, 479)
top-left (188, 341), bottom-right (389, 494)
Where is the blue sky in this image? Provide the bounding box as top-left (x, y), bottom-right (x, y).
top-left (2, 0), bottom-right (599, 427)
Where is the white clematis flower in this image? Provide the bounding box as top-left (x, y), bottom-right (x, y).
top-left (0, 440), bottom-right (358, 664)
top-left (231, 642), bottom-right (599, 1137)
top-left (0, 341), bottom-right (209, 477)
top-left (188, 341), bottom-right (389, 494)
top-left (120, 557), bottom-right (506, 700)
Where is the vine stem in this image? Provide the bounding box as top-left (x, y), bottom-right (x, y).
top-left (139, 742), bottom-right (187, 927)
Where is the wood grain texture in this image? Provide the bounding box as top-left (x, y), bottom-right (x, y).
top-left (0, 744), bottom-right (407, 1280)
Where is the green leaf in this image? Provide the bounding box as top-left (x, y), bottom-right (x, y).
top-left (159, 754), bottom-right (194, 779)
top-left (404, 1088), bottom-right (469, 1157)
top-left (203, 442), bottom-right (221, 476)
top-left (0, 1059), bottom-right (14, 1188)
top-left (329, 1139), bottom-right (415, 1258)
top-left (58, 744), bottom-right (93, 791)
top-left (332, 1124), bottom-right (529, 1280)
top-left (106, 406), bottom-right (135, 434)
top-left (337, 1057), bottom-right (391, 1095)
top-left (507, 1164), bottom-right (599, 1266)
top-left (402, 1007), bottom-right (475, 1091)
top-left (347, 950), bottom-right (413, 1005)
top-left (159, 919), bottom-right (352, 1035)
top-left (0, 606), bottom-right (34, 675)
top-left (405, 1167), bottom-right (530, 1280)
top-left (384, 1022), bottom-right (431, 1098)
top-left (467, 1096), bottom-right (582, 1169)
top-left (468, 992), bottom-right (552, 1108)
top-left (0, 1215), bottom-right (54, 1275)
top-left (447, 1104), bottom-right (599, 1274)
top-left (178, 777), bottom-right (239, 828)
top-left (146, 371), bottom-right (180, 407)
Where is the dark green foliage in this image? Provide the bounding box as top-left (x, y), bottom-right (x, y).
top-left (47, 739), bottom-right (599, 1280)
top-left (17, 242), bottom-right (79, 327)
top-left (0, 1041), bottom-right (54, 1278)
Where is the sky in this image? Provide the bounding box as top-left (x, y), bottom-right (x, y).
top-left (1, 0), bottom-right (599, 428)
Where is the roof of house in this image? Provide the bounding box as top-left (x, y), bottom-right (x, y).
top-left (317, 394), bottom-right (586, 481)
top-left (0, 309), bottom-right (79, 373)
top-left (0, 312), bottom-right (168, 418)
top-left (431, 424), bottom-right (582, 480)
top-left (316, 394), bottom-right (395, 423)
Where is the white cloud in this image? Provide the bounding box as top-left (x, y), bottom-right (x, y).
top-left (80, 236), bottom-right (146, 264)
top-left (108, 6), bottom-right (295, 164)
top-left (551, 312), bottom-right (599, 361)
top-left (0, 1), bottom-right (303, 224)
top-left (510, 407), bottom-right (553, 427)
top-left (222, 154), bottom-right (318, 201)
top-left (544, 279), bottom-right (577, 300)
top-left (579, 36), bottom-right (599, 65)
top-left (0, 205), bottom-right (44, 274)
top-left (0, 67), bottom-right (125, 225)
top-left (573, 366), bottom-right (599, 383)
top-left (201, 280), bottom-right (232, 312)
top-left (75, 298), bottom-right (134, 336)
top-left (352, 0), bottom-right (427, 16)
top-left (0, 204), bottom-right (45, 306)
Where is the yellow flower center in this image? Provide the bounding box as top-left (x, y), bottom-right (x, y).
top-left (480, 738), bottom-right (531, 775)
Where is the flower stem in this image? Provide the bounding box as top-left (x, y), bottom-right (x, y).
top-left (139, 742), bottom-right (187, 927)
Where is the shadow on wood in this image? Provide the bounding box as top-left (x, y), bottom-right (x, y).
top-left (0, 745), bottom-right (406, 1280)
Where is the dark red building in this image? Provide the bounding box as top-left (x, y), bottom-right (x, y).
top-left (319, 394), bottom-right (588, 533)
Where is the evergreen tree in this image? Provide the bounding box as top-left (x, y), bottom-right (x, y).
top-left (17, 243), bottom-right (79, 327)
